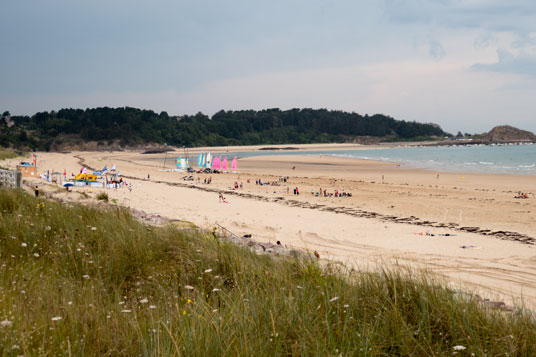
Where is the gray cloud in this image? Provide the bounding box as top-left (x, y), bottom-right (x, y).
top-left (383, 0), bottom-right (536, 37)
top-left (473, 49), bottom-right (536, 76)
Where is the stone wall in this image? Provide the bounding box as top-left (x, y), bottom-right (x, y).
top-left (0, 169), bottom-right (22, 188)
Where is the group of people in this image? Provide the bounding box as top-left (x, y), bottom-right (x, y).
top-left (255, 178), bottom-right (280, 186)
top-left (311, 188), bottom-right (352, 198)
top-left (196, 176), bottom-right (212, 185)
top-left (514, 191), bottom-right (530, 199)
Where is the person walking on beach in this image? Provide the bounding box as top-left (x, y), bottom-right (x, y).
top-left (34, 185), bottom-right (39, 197)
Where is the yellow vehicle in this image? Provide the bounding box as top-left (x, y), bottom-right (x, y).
top-left (73, 173), bottom-right (98, 182)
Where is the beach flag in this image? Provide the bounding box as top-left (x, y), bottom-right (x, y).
top-left (222, 157), bottom-right (228, 170)
top-left (111, 164), bottom-right (116, 171)
top-left (102, 165), bottom-right (108, 173)
top-left (80, 167), bottom-right (87, 174)
top-left (231, 156), bottom-right (237, 171)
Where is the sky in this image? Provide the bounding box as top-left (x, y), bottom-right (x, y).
top-left (1, 0), bottom-right (535, 134)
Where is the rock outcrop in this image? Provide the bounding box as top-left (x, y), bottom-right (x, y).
top-left (480, 125), bottom-right (536, 143)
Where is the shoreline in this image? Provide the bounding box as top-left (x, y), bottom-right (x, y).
top-left (153, 142), bottom-right (536, 177)
top-left (3, 147), bottom-right (536, 309)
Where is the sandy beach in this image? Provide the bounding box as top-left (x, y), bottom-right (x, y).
top-left (5, 145), bottom-right (536, 308)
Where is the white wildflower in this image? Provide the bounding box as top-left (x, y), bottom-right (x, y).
top-left (149, 305), bottom-right (157, 309)
top-left (33, 253), bottom-right (40, 258)
top-left (329, 296), bottom-right (340, 302)
top-left (68, 301), bottom-right (72, 305)
top-left (296, 285), bottom-right (303, 289)
top-left (212, 288), bottom-right (221, 292)
top-left (51, 316), bottom-right (62, 321)
top-left (343, 304), bottom-right (349, 308)
top-left (21, 243), bottom-right (27, 247)
top-left (184, 285), bottom-right (195, 290)
top-left (0, 320), bottom-right (13, 327)
top-left (45, 226), bottom-right (51, 231)
top-left (140, 298), bottom-right (149, 304)
top-left (118, 301), bottom-right (125, 305)
top-left (82, 275), bottom-right (90, 279)
top-left (204, 269), bottom-right (212, 273)
top-left (90, 227), bottom-right (97, 231)
top-left (453, 345), bottom-right (466, 351)
top-left (121, 309), bottom-right (132, 313)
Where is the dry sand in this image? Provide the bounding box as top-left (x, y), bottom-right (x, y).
top-left (5, 146), bottom-right (536, 308)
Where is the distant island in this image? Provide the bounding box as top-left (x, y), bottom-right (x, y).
top-left (0, 107), bottom-right (447, 151)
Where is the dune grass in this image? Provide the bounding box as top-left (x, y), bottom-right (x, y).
top-left (0, 148), bottom-right (21, 161)
top-left (0, 188), bottom-right (535, 355)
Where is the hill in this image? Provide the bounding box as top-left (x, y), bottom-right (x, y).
top-left (479, 125), bottom-right (536, 143)
top-left (0, 107), bottom-right (447, 151)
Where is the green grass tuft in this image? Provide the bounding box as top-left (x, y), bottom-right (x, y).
top-left (96, 192), bottom-right (109, 201)
top-left (0, 188), bottom-right (534, 355)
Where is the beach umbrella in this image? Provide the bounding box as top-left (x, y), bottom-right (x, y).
top-left (63, 182), bottom-right (74, 187)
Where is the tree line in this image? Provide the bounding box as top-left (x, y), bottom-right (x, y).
top-left (0, 107), bottom-right (448, 150)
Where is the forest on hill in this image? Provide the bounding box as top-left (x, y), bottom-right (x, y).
top-left (0, 107), bottom-right (448, 151)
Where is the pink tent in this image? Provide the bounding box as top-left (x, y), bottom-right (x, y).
top-left (222, 157), bottom-right (228, 170)
top-left (231, 156), bottom-right (237, 170)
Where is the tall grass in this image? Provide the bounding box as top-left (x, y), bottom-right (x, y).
top-left (0, 148), bottom-right (21, 161)
top-left (0, 188), bottom-right (535, 355)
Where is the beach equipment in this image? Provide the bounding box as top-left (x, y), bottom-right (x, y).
top-left (212, 156), bottom-right (221, 170)
top-left (62, 182), bottom-right (74, 187)
top-left (206, 152), bottom-right (212, 167)
top-left (197, 153), bottom-right (203, 167)
top-left (231, 156), bottom-right (237, 171)
top-left (222, 157), bottom-right (228, 170)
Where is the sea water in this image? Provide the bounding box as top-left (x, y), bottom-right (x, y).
top-left (332, 143), bottom-right (536, 175)
top-left (218, 143), bottom-right (536, 176)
